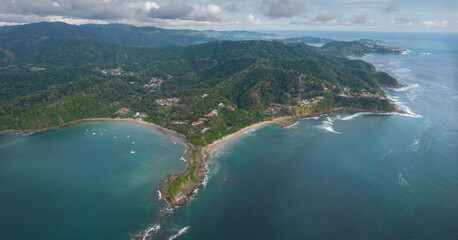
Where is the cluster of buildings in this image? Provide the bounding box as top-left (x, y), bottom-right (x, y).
top-left (205, 109), bottom-right (218, 117)
top-left (100, 68), bottom-right (136, 77)
top-left (170, 120), bottom-right (186, 125)
top-left (337, 87), bottom-right (386, 100)
top-left (155, 98), bottom-right (180, 106)
top-left (299, 96), bottom-right (325, 107)
top-left (192, 104), bottom-right (235, 127)
top-left (265, 103), bottom-right (287, 114)
top-left (143, 77), bottom-right (163, 89)
top-left (134, 112), bottom-right (148, 118)
top-left (192, 117), bottom-right (209, 126)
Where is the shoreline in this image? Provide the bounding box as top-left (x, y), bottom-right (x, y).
top-left (159, 106), bottom-right (408, 209)
top-left (1, 107), bottom-right (408, 211)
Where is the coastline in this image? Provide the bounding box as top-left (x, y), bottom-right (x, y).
top-left (1, 107), bottom-right (408, 211)
top-left (159, 106), bottom-right (408, 209)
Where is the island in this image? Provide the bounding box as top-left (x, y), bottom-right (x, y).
top-left (0, 22), bottom-right (405, 210)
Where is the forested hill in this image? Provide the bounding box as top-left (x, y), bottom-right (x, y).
top-left (0, 21), bottom-right (273, 48)
top-left (0, 35), bottom-right (402, 144)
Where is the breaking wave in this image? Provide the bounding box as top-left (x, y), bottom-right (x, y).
top-left (386, 95), bottom-right (422, 118)
top-left (401, 49), bottom-right (412, 55)
top-left (168, 226), bottom-right (190, 240)
top-left (157, 189), bottom-right (162, 200)
top-left (315, 117), bottom-right (342, 134)
top-left (284, 120), bottom-right (300, 129)
top-left (393, 84), bottom-right (418, 92)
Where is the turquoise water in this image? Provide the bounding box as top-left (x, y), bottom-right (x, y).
top-left (1, 32), bottom-right (457, 239)
top-left (150, 33), bottom-right (458, 239)
top-left (0, 121), bottom-right (186, 240)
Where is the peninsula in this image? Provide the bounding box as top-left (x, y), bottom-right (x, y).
top-left (0, 22), bottom-right (405, 210)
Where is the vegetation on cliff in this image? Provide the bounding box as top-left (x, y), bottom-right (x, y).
top-left (0, 22), bottom-right (403, 203)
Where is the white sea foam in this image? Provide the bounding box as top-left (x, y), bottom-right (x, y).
top-left (202, 165), bottom-right (209, 188)
top-left (304, 116), bottom-right (320, 120)
top-left (409, 125), bottom-right (432, 152)
top-left (381, 149), bottom-right (394, 161)
top-left (315, 117), bottom-right (342, 134)
top-left (419, 52), bottom-right (430, 55)
top-left (130, 150), bottom-right (136, 154)
top-left (168, 226), bottom-right (190, 240)
top-left (132, 141), bottom-right (135, 144)
top-left (179, 156), bottom-right (187, 162)
top-left (100, 133), bottom-right (103, 135)
top-left (141, 224), bottom-right (161, 240)
top-left (157, 189), bottom-right (162, 200)
top-left (338, 112), bottom-right (369, 121)
top-left (386, 95), bottom-right (422, 118)
top-left (127, 135), bottom-right (130, 138)
top-left (393, 84), bottom-right (418, 92)
top-left (243, 128), bottom-right (257, 135)
top-left (92, 132), bottom-right (96, 135)
top-left (401, 49), bottom-right (412, 55)
top-left (398, 173), bottom-right (411, 187)
top-left (171, 140), bottom-right (177, 144)
top-left (284, 120), bottom-right (299, 129)
top-left (113, 136), bottom-right (117, 139)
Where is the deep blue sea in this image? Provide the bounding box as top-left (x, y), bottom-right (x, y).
top-left (1, 32), bottom-right (457, 240)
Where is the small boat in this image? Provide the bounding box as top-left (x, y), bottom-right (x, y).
top-left (130, 150), bottom-right (136, 154)
top-left (132, 142), bottom-right (136, 144)
top-left (113, 136), bottom-right (117, 139)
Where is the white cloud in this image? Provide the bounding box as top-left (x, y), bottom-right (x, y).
top-left (144, 1), bottom-right (159, 11)
top-left (420, 20), bottom-right (449, 28)
top-left (260, 0), bottom-right (307, 19)
top-left (311, 10), bottom-right (342, 24)
top-left (188, 4), bottom-right (226, 22)
top-left (342, 13), bottom-right (368, 25)
top-left (247, 14), bottom-right (262, 25)
top-left (382, 5), bottom-right (399, 14)
top-left (391, 17), bottom-right (415, 27)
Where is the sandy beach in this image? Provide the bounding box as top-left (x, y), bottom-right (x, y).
top-left (1, 106), bottom-right (406, 211)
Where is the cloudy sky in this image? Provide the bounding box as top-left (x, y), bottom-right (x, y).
top-left (0, 0), bottom-right (456, 31)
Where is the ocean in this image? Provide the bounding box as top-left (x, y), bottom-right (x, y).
top-left (151, 32), bottom-right (458, 239)
top-left (0, 121), bottom-right (186, 240)
top-left (1, 32), bottom-right (457, 240)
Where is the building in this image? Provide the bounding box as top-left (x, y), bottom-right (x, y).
top-left (192, 121), bottom-right (204, 126)
top-left (155, 98), bottom-right (180, 106)
top-left (270, 103), bottom-right (286, 110)
top-left (227, 105), bottom-right (235, 111)
top-left (170, 120), bottom-right (186, 125)
top-left (205, 109), bottom-right (218, 117)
